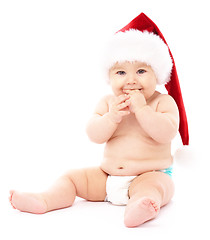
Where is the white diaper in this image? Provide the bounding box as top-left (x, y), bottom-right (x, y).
top-left (105, 175), bottom-right (136, 206)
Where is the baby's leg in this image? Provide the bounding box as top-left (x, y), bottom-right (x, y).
top-left (9, 175), bottom-right (76, 214)
top-left (9, 167), bottom-right (107, 214)
top-left (124, 171), bottom-right (174, 227)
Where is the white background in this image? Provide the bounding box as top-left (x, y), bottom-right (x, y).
top-left (0, 0), bottom-right (209, 239)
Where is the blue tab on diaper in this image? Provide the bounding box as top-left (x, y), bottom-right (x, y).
top-left (159, 166), bottom-right (173, 177)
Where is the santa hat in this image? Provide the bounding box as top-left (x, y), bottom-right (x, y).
top-left (104, 13), bottom-right (189, 145)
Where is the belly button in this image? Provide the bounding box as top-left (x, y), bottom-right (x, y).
top-left (118, 167), bottom-right (124, 170)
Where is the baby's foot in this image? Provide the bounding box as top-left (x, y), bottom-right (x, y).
top-left (124, 197), bottom-right (159, 227)
top-left (9, 190), bottom-right (48, 214)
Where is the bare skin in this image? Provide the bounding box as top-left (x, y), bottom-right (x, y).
top-left (10, 167), bottom-right (108, 214)
top-left (10, 61), bottom-right (178, 227)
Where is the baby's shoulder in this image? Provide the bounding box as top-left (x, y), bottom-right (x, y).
top-left (94, 94), bottom-right (114, 114)
top-left (154, 92), bottom-right (176, 103)
top-left (154, 91), bottom-right (173, 100)
top-left (153, 92), bottom-right (178, 112)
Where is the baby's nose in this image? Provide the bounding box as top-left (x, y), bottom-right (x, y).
top-left (126, 79), bottom-right (137, 88)
top-left (126, 77), bottom-right (137, 85)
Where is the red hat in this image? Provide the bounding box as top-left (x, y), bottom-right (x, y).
top-left (104, 13), bottom-right (189, 145)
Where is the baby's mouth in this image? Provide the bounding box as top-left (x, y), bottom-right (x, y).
top-left (123, 88), bottom-right (143, 92)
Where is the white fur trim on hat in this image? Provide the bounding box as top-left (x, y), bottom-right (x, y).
top-left (103, 29), bottom-right (173, 84)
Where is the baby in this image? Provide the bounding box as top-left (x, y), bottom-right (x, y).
top-left (9, 13), bottom-right (189, 227)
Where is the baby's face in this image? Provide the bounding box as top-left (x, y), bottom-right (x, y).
top-left (109, 61), bottom-right (157, 99)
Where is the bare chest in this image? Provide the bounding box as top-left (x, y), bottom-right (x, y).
top-left (112, 113), bottom-right (148, 140)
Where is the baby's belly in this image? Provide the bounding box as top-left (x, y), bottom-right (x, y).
top-left (101, 136), bottom-right (173, 176)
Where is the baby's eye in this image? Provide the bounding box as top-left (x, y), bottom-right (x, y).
top-left (116, 71), bottom-right (126, 76)
top-left (137, 69), bottom-right (146, 74)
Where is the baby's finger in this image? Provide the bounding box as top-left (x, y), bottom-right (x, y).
top-left (123, 89), bottom-right (140, 95)
top-left (117, 99), bottom-right (130, 110)
top-left (123, 90), bottom-right (131, 94)
top-left (119, 110), bottom-right (130, 117)
top-left (115, 94), bottom-right (130, 104)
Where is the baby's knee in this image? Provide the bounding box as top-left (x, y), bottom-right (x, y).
top-left (64, 169), bottom-right (89, 199)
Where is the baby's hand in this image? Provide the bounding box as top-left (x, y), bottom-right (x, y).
top-left (123, 90), bottom-right (146, 113)
top-left (107, 94), bottom-right (131, 123)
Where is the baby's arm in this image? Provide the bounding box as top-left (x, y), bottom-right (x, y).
top-left (135, 94), bottom-right (179, 144)
top-left (86, 94), bottom-right (130, 144)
